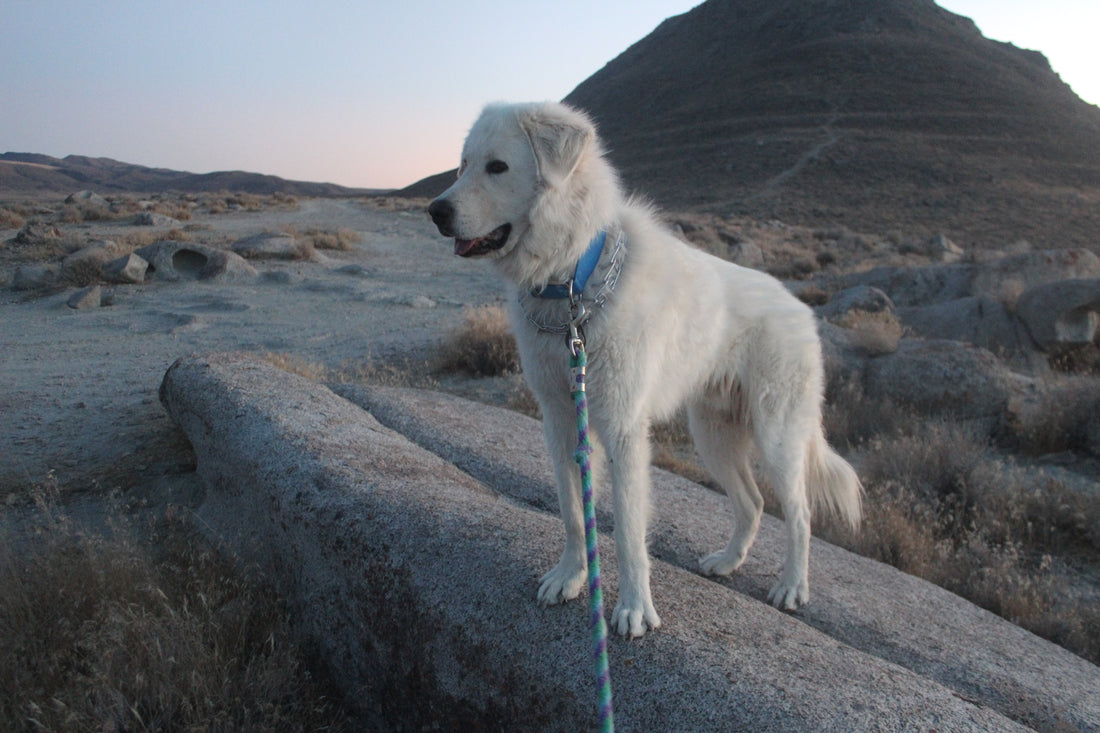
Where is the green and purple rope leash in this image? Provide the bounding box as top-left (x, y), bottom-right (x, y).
top-left (569, 314), bottom-right (614, 733)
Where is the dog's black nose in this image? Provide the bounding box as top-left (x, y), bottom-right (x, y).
top-left (428, 199), bottom-right (455, 237)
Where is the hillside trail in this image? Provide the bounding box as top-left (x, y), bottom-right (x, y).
top-left (745, 105), bottom-right (844, 203)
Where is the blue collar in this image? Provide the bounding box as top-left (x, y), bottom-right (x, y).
top-left (531, 230), bottom-right (607, 300)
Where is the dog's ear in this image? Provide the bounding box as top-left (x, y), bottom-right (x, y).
top-left (519, 107), bottom-right (594, 186)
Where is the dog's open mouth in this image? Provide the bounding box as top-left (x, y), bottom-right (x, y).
top-left (454, 224), bottom-right (512, 258)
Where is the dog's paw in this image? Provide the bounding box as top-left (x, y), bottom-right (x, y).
top-left (611, 597), bottom-right (662, 639)
top-left (538, 561), bottom-right (586, 606)
top-left (767, 577), bottom-right (809, 611)
top-left (699, 548), bottom-right (746, 577)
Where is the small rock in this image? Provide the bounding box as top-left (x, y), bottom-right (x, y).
top-left (133, 211), bottom-right (180, 227)
top-left (396, 294), bottom-right (436, 309)
top-left (67, 285), bottom-right (102, 309)
top-left (261, 270), bottom-right (297, 285)
top-left (231, 233), bottom-right (308, 260)
top-left (103, 253), bottom-right (149, 284)
top-left (928, 233), bottom-right (964, 263)
top-left (12, 265), bottom-right (57, 290)
top-left (336, 263), bottom-right (373, 277)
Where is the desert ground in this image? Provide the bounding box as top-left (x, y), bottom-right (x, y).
top-left (1, 196), bottom-right (505, 501)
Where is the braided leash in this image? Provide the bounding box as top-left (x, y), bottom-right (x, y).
top-left (569, 312), bottom-right (614, 733)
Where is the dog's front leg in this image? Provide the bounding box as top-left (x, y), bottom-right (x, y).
top-left (536, 391), bottom-right (588, 606)
top-left (604, 423), bottom-right (662, 638)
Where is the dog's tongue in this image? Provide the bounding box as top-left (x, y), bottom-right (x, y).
top-left (454, 238), bottom-right (479, 257)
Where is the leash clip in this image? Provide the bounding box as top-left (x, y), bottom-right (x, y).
top-left (568, 292), bottom-right (589, 357)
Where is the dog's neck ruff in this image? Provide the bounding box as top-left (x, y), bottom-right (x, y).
top-left (530, 230), bottom-right (607, 300)
top-left (521, 228), bottom-right (627, 335)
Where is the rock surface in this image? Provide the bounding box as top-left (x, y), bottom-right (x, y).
top-left (134, 240), bottom-right (257, 281)
top-left (864, 339), bottom-right (1034, 422)
top-left (230, 232), bottom-right (308, 260)
top-left (1016, 278), bottom-right (1100, 349)
top-left (11, 264), bottom-right (56, 290)
top-left (102, 252), bottom-right (149, 284)
top-left (160, 352), bottom-right (1099, 732)
top-left (66, 284), bottom-right (101, 309)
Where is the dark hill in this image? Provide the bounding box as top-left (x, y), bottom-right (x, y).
top-left (0, 153), bottom-right (378, 197)
top-left (402, 0), bottom-right (1100, 249)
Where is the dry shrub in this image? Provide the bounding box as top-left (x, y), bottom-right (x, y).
top-left (437, 305), bottom-right (520, 377)
top-left (0, 487), bottom-right (351, 731)
top-left (261, 352), bottom-right (330, 382)
top-left (1003, 375), bottom-right (1100, 456)
top-left (60, 255), bottom-right (105, 287)
top-left (835, 309), bottom-right (903, 355)
top-left (0, 207), bottom-right (25, 229)
top-left (823, 376), bottom-right (912, 450)
top-left (813, 414), bottom-right (1100, 664)
top-left (363, 196), bottom-right (430, 213)
top-left (796, 285), bottom-right (830, 306)
top-left (505, 380), bottom-right (541, 418)
top-left (302, 227), bottom-right (363, 251)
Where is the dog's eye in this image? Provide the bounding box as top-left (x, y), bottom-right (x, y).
top-left (485, 160), bottom-right (509, 175)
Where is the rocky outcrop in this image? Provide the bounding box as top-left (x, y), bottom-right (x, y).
top-left (135, 241), bottom-right (257, 281)
top-left (839, 249), bottom-right (1100, 371)
top-left (863, 339), bottom-right (1035, 422)
top-left (160, 353), bottom-right (1099, 732)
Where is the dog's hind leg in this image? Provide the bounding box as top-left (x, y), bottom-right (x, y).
top-left (757, 426), bottom-right (812, 610)
top-left (536, 390), bottom-right (588, 606)
top-left (689, 399), bottom-right (764, 576)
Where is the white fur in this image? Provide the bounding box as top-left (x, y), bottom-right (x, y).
top-left (431, 101), bottom-right (862, 638)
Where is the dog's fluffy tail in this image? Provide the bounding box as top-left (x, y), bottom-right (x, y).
top-left (806, 430), bottom-right (863, 531)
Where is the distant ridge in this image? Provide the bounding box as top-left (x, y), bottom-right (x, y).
top-left (400, 0), bottom-right (1100, 249)
top-left (0, 152), bottom-right (384, 197)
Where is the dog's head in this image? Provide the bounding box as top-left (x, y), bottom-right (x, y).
top-left (428, 102), bottom-right (599, 264)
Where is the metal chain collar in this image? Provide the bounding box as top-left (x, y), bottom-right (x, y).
top-left (522, 228), bottom-right (627, 336)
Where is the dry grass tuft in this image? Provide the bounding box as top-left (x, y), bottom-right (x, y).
top-left (834, 309), bottom-right (904, 355)
top-left (1003, 375), bottom-right (1100, 456)
top-left (437, 305), bottom-right (520, 377)
top-left (0, 485), bottom-right (352, 731)
top-left (306, 227), bottom-right (364, 251)
top-left (260, 352), bottom-right (330, 382)
top-left (0, 206), bottom-right (26, 229)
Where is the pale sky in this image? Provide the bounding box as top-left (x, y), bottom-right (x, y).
top-left (2, 0), bottom-right (1096, 190)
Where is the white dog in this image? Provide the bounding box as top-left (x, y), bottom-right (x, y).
top-left (428, 101), bottom-right (862, 638)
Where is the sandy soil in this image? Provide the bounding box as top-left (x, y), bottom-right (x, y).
top-left (0, 198), bottom-right (505, 499)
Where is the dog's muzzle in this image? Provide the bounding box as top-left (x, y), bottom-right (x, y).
top-left (428, 199), bottom-right (512, 257)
